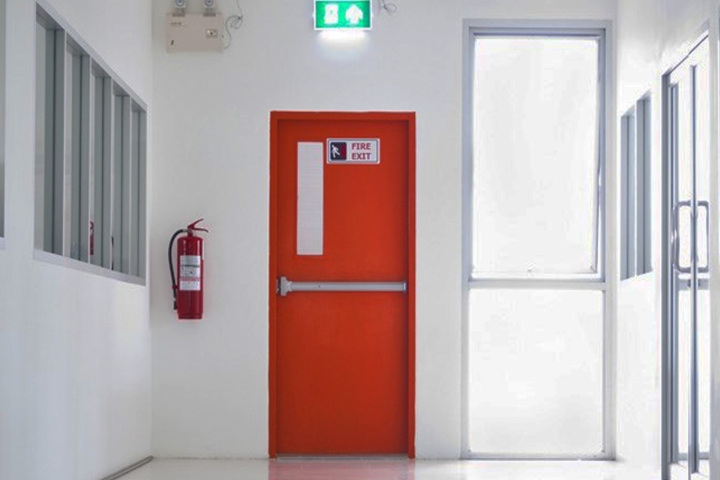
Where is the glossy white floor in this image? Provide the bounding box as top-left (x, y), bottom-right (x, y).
top-left (123, 459), bottom-right (658, 480)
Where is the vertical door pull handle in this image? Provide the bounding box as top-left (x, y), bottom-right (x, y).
top-left (672, 201), bottom-right (692, 274)
top-left (697, 201), bottom-right (710, 274)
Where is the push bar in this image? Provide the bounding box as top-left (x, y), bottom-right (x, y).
top-left (278, 276), bottom-right (407, 297)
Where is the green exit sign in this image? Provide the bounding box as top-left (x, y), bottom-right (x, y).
top-left (315, 1), bottom-right (372, 30)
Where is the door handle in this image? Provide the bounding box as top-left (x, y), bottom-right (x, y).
top-left (698, 201), bottom-right (710, 274)
top-left (277, 276), bottom-right (407, 297)
top-left (672, 200), bottom-right (692, 274)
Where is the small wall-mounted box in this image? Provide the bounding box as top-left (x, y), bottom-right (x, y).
top-left (166, 12), bottom-right (224, 52)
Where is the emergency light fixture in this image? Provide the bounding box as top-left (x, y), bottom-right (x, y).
top-left (315, 1), bottom-right (372, 30)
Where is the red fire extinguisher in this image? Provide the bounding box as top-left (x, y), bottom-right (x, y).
top-left (168, 219), bottom-right (208, 320)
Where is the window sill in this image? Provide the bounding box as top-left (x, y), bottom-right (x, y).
top-left (33, 249), bottom-right (146, 286)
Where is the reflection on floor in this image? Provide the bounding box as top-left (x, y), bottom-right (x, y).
top-left (123, 459), bottom-right (660, 480)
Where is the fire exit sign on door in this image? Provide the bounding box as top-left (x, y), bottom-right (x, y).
top-left (315, 1), bottom-right (372, 30)
top-left (327, 139), bottom-right (380, 164)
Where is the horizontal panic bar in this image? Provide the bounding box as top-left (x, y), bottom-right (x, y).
top-left (279, 277), bottom-right (407, 297)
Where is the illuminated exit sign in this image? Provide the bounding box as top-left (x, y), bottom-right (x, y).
top-left (315, 1), bottom-right (372, 30)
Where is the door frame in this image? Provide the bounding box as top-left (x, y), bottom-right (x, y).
top-left (660, 30), bottom-right (711, 480)
top-left (268, 111), bottom-right (416, 458)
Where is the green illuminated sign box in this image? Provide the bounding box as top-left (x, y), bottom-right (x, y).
top-left (315, 1), bottom-right (372, 30)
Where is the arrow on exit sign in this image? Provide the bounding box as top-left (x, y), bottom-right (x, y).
top-left (315, 1), bottom-right (372, 30)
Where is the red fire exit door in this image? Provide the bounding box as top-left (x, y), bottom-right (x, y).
top-left (269, 112), bottom-right (416, 457)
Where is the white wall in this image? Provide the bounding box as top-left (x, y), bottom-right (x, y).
top-left (0, 0), bottom-right (153, 479)
top-left (150, 0), bottom-right (616, 459)
top-left (615, 0), bottom-right (720, 475)
top-left (615, 0), bottom-right (662, 471)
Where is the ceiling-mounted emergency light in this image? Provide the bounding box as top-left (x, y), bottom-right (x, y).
top-left (166, 0), bottom-right (243, 51)
top-left (166, 0), bottom-right (223, 52)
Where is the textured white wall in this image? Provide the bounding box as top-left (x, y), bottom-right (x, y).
top-left (150, 0), bottom-right (616, 459)
top-left (0, 0), bottom-right (153, 479)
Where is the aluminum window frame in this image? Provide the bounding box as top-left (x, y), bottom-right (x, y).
top-left (621, 95), bottom-right (653, 280)
top-left (34, 1), bottom-right (147, 283)
top-left (461, 20), bottom-right (612, 460)
top-left (467, 24), bottom-right (607, 283)
top-left (35, 18), bottom-right (66, 256)
top-left (621, 107), bottom-right (637, 280)
top-left (91, 68), bottom-right (109, 268)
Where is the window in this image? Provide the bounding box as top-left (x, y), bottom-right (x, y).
top-left (464, 25), bottom-right (607, 459)
top-left (35, 6), bottom-right (147, 279)
top-left (621, 96), bottom-right (652, 280)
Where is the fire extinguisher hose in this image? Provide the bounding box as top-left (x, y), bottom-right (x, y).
top-left (168, 229), bottom-right (188, 310)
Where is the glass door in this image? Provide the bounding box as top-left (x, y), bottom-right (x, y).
top-left (666, 36), bottom-right (710, 479)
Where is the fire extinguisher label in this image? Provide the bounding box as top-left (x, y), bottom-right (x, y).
top-left (180, 266), bottom-right (200, 278)
top-left (181, 255), bottom-right (201, 266)
top-left (180, 281), bottom-right (201, 291)
top-left (179, 255), bottom-right (202, 291)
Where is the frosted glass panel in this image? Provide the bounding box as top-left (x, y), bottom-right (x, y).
top-left (695, 59), bottom-right (710, 273)
top-left (297, 143), bottom-right (324, 255)
top-left (698, 288), bottom-right (710, 454)
top-left (677, 287), bottom-right (692, 456)
top-left (677, 288), bottom-right (710, 456)
top-left (472, 37), bottom-right (600, 276)
top-left (695, 58), bottom-right (710, 204)
top-left (468, 289), bottom-right (604, 455)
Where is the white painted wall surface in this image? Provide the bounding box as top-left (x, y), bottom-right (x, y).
top-left (615, 0), bottom-right (662, 473)
top-left (150, 0), bottom-right (616, 459)
top-left (0, 0), bottom-right (153, 479)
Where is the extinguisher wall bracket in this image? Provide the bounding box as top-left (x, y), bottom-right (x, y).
top-left (187, 218), bottom-right (209, 234)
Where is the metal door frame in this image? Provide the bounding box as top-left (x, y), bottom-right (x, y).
top-left (267, 111), bottom-right (417, 458)
top-left (662, 32), bottom-right (711, 480)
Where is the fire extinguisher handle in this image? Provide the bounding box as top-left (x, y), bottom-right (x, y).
top-left (187, 218), bottom-right (209, 233)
